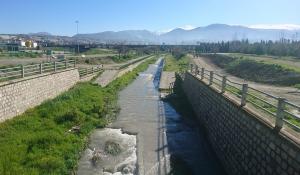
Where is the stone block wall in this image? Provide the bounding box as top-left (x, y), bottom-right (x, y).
top-left (183, 72), bottom-right (300, 175)
top-left (0, 69), bottom-right (79, 122)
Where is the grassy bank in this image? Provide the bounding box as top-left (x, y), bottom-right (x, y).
top-left (226, 53), bottom-right (300, 73)
top-left (204, 54), bottom-right (300, 86)
top-left (110, 52), bottom-right (142, 63)
top-left (0, 57), bottom-right (157, 175)
top-left (163, 54), bottom-right (194, 118)
top-left (83, 48), bottom-right (116, 55)
top-left (163, 54), bottom-right (190, 72)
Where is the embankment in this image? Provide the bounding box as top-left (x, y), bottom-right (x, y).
top-left (203, 54), bottom-right (300, 86)
top-left (182, 72), bottom-right (300, 175)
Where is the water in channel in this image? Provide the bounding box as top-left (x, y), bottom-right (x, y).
top-left (77, 58), bottom-right (226, 175)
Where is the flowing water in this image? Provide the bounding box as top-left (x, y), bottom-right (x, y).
top-left (77, 58), bottom-right (226, 175)
top-left (77, 128), bottom-right (137, 175)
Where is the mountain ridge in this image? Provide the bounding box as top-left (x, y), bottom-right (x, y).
top-left (72, 24), bottom-right (300, 44)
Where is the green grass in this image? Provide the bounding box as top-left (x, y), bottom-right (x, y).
top-left (225, 85), bottom-right (300, 128)
top-left (204, 54), bottom-right (300, 86)
top-left (227, 53), bottom-right (300, 73)
top-left (83, 48), bottom-right (117, 55)
top-left (110, 54), bottom-right (139, 63)
top-left (294, 84), bottom-right (300, 90)
top-left (163, 54), bottom-right (190, 72)
top-left (0, 57), bottom-right (157, 175)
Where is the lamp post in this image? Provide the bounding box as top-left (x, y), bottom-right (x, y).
top-left (75, 20), bottom-right (79, 54)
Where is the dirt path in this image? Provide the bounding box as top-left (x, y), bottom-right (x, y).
top-left (192, 56), bottom-right (300, 105)
top-left (94, 70), bottom-right (119, 87)
top-left (94, 56), bottom-right (154, 87)
top-left (0, 57), bottom-right (50, 66)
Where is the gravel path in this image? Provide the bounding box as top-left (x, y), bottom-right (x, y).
top-left (192, 56), bottom-right (300, 105)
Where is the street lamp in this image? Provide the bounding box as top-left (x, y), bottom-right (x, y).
top-left (75, 20), bottom-right (79, 54)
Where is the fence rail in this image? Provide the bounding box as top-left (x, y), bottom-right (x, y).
top-left (189, 64), bottom-right (300, 132)
top-left (0, 59), bottom-right (76, 82)
top-left (78, 66), bottom-right (102, 77)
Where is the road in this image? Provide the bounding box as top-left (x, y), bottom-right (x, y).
top-left (192, 55), bottom-right (300, 105)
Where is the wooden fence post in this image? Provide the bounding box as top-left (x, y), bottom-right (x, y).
top-left (275, 98), bottom-right (286, 130)
top-left (209, 71), bottom-right (214, 85)
top-left (221, 76), bottom-right (227, 93)
top-left (21, 65), bottom-right (25, 78)
top-left (241, 84), bottom-right (248, 106)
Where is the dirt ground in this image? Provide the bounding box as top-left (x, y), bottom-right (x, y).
top-left (0, 57), bottom-right (51, 67)
top-left (191, 55), bottom-right (300, 105)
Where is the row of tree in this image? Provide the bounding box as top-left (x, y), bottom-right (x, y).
top-left (194, 40), bottom-right (300, 58)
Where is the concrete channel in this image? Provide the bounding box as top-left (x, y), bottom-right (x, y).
top-left (77, 58), bottom-right (226, 175)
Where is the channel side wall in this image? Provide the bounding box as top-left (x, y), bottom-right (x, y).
top-left (183, 72), bottom-right (300, 175)
top-left (0, 69), bottom-right (80, 122)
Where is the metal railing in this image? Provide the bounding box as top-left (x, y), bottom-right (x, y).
top-left (0, 59), bottom-right (76, 82)
top-left (189, 64), bottom-right (300, 132)
top-left (78, 66), bottom-right (102, 77)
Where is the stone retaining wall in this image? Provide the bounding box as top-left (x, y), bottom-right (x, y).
top-left (183, 72), bottom-right (300, 175)
top-left (0, 69), bottom-right (79, 122)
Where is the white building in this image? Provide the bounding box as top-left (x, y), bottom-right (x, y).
top-left (20, 41), bottom-right (26, 47)
top-left (33, 42), bottom-right (38, 48)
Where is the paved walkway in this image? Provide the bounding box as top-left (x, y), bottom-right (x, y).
top-left (159, 71), bottom-right (175, 90)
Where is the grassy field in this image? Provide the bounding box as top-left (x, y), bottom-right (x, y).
top-left (204, 54), bottom-right (300, 86)
top-left (0, 57), bottom-right (157, 175)
top-left (82, 48), bottom-right (117, 55)
top-left (163, 54), bottom-right (191, 72)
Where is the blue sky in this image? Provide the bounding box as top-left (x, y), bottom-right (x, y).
top-left (1, 0), bottom-right (300, 36)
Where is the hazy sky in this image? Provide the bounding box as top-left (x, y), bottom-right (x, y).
top-left (1, 0), bottom-right (300, 36)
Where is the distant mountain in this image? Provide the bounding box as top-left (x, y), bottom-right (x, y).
top-left (160, 24), bottom-right (300, 43)
top-left (3, 24), bottom-right (299, 44)
top-left (73, 30), bottom-right (158, 44)
top-left (72, 24), bottom-right (300, 44)
top-left (28, 32), bottom-right (52, 36)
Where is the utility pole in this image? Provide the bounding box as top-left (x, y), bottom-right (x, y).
top-left (75, 20), bottom-right (79, 54)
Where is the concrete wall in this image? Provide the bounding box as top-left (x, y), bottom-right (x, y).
top-left (0, 69), bottom-right (80, 122)
top-left (183, 72), bottom-right (300, 175)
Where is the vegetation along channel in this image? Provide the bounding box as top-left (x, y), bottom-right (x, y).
top-left (0, 57), bottom-right (156, 174)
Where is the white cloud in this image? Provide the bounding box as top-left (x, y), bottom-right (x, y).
top-left (156, 24), bottom-right (196, 35)
top-left (248, 24), bottom-right (300, 30)
top-left (179, 25), bottom-right (196, 30)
